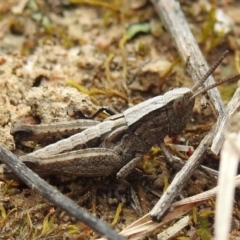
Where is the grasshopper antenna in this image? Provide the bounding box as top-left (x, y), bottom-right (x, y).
top-left (190, 74), bottom-right (240, 100)
top-left (191, 50), bottom-right (229, 92)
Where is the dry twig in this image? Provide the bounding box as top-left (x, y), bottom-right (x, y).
top-left (149, 0), bottom-right (239, 221)
top-left (0, 146), bottom-right (125, 240)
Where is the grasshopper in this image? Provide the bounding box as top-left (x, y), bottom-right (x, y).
top-left (3, 51), bottom-right (240, 187)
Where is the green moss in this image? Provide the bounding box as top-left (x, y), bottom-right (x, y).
top-left (218, 83), bottom-right (237, 102)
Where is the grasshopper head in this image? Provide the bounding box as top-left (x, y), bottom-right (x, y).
top-left (168, 90), bottom-right (195, 136)
top-left (169, 50), bottom-right (240, 136)
top-left (173, 91), bottom-right (194, 118)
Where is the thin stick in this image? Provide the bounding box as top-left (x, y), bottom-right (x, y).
top-left (149, 0), bottom-right (238, 221)
top-left (150, 132), bottom-right (212, 221)
top-left (0, 146), bottom-right (125, 240)
top-left (150, 0), bottom-right (226, 116)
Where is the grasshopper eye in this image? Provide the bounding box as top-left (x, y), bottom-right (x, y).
top-left (173, 96), bottom-right (187, 118)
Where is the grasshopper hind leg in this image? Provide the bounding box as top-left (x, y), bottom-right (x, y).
top-left (116, 156), bottom-right (142, 186)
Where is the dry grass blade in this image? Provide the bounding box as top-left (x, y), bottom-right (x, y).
top-left (97, 174), bottom-right (240, 240)
top-left (157, 215), bottom-right (190, 239)
top-left (215, 112), bottom-right (240, 240)
top-left (211, 82), bottom-right (240, 154)
top-left (97, 202), bottom-right (198, 240)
